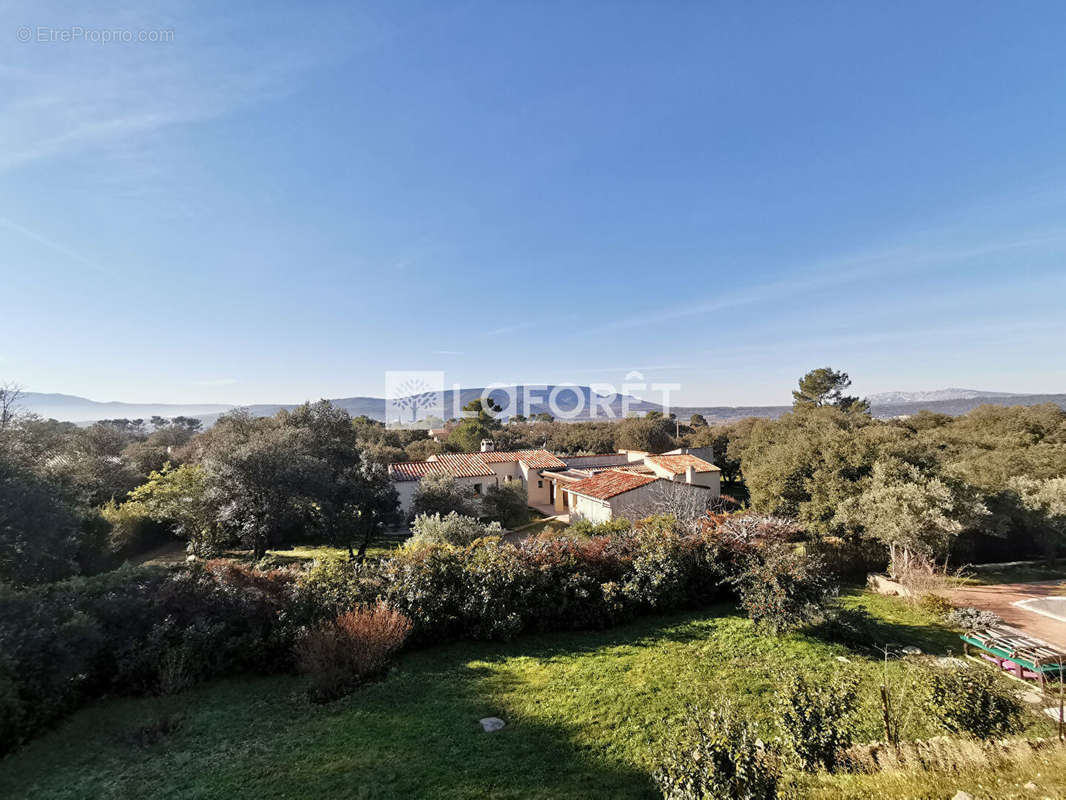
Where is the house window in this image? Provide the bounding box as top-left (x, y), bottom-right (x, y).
top-left (474, 483), bottom-right (482, 494)
top-left (537, 480), bottom-right (543, 488)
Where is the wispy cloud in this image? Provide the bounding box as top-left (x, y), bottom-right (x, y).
top-left (486, 321), bottom-right (539, 336)
top-left (0, 4), bottom-right (365, 176)
top-left (0, 216), bottom-right (113, 275)
top-left (579, 228), bottom-right (1066, 336)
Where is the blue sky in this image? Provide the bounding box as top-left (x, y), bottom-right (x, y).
top-left (2, 1), bottom-right (1065, 406)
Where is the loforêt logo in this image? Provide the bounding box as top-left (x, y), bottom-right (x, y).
top-left (385, 371), bottom-right (445, 428)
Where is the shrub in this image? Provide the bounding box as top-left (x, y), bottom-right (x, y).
top-left (925, 667), bottom-right (1023, 739)
top-left (0, 561), bottom-right (307, 754)
top-left (811, 607), bottom-right (879, 649)
top-left (566, 517), bottom-right (632, 537)
top-left (775, 675), bottom-right (858, 772)
top-left (99, 499), bottom-right (170, 557)
top-left (917, 593), bottom-right (954, 617)
top-left (654, 704), bottom-right (779, 800)
top-left (407, 512), bottom-right (503, 548)
top-left (946, 605), bottom-right (1003, 631)
top-left (481, 482), bottom-right (531, 528)
top-left (0, 458), bottom-right (84, 586)
top-left (410, 473), bottom-right (478, 518)
top-left (728, 541), bottom-right (836, 633)
top-left (295, 603), bottom-right (412, 700)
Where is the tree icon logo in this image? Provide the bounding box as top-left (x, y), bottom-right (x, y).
top-left (385, 371), bottom-right (444, 428)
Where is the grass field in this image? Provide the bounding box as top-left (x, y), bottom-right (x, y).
top-left (1, 591), bottom-right (1062, 800)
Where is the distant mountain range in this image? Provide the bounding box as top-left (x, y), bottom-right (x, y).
top-left (864, 388), bottom-right (1021, 404)
top-left (13, 387), bottom-right (1066, 426)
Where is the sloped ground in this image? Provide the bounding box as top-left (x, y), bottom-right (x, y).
top-left (0, 592), bottom-right (1061, 800)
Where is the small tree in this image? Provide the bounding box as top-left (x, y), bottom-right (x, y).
top-left (792, 367), bottom-right (868, 413)
top-left (128, 463), bottom-right (219, 553)
top-left (481, 482), bottom-right (530, 528)
top-left (925, 667), bottom-right (1022, 739)
top-left (0, 456), bottom-right (83, 585)
top-left (616, 415), bottom-right (675, 453)
top-left (411, 472), bottom-right (478, 518)
top-left (0, 382), bottom-right (23, 431)
top-left (835, 459), bottom-right (987, 577)
top-left (332, 461), bottom-right (401, 562)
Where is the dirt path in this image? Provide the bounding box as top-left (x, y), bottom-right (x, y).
top-left (948, 580), bottom-right (1066, 647)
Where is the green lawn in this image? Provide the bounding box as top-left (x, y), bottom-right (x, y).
top-left (1, 592), bottom-right (1061, 800)
top-left (132, 537), bottom-right (408, 570)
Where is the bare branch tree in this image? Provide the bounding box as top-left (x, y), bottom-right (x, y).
top-left (0, 382), bottom-right (23, 431)
top-left (648, 480), bottom-right (718, 531)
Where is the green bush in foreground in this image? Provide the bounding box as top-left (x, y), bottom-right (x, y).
top-left (729, 540), bottom-right (836, 634)
top-left (925, 666), bottom-right (1023, 739)
top-left (654, 704), bottom-right (780, 800)
top-left (775, 674), bottom-right (858, 772)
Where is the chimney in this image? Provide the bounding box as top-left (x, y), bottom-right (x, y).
top-left (480, 439), bottom-right (495, 452)
top-left (685, 465), bottom-right (696, 484)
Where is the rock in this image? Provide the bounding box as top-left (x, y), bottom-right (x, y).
top-left (951, 792), bottom-right (974, 800)
top-left (479, 717), bottom-right (506, 732)
top-left (1024, 782), bottom-right (1038, 790)
top-left (1019, 690), bottom-right (1044, 704)
top-left (835, 656), bottom-right (851, 663)
top-left (902, 645), bottom-right (922, 656)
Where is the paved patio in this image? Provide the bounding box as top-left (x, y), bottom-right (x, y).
top-left (948, 580), bottom-right (1066, 648)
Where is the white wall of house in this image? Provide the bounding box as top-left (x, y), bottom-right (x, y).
top-left (569, 479), bottom-right (718, 523)
top-left (394, 480), bottom-right (419, 515)
top-left (696, 471), bottom-right (721, 495)
top-left (521, 462), bottom-right (551, 506)
top-left (568, 492), bottom-right (613, 524)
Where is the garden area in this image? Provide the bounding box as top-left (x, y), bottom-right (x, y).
top-left (1, 589), bottom-right (1064, 800)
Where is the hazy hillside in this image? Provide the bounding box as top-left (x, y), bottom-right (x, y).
top-left (16, 388), bottom-right (1066, 427)
top-left (16, 393), bottom-right (235, 424)
top-left (865, 388), bottom-right (1020, 404)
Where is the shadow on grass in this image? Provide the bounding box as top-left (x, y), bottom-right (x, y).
top-left (0, 649), bottom-right (657, 800)
top-left (804, 591), bottom-right (964, 659)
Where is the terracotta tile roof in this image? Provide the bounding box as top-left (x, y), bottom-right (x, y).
top-left (564, 470), bottom-right (659, 501)
top-left (430, 453), bottom-right (497, 478)
top-left (646, 454), bottom-right (721, 474)
top-left (389, 448), bottom-right (567, 482)
top-left (387, 461), bottom-right (448, 482)
top-left (478, 449), bottom-right (567, 469)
